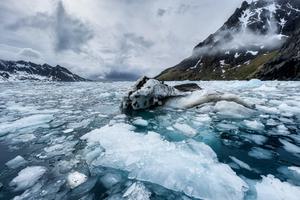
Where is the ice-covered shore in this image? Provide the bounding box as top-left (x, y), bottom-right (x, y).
top-left (0, 80), bottom-right (300, 199)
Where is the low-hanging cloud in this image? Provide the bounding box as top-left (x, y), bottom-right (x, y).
top-left (192, 1), bottom-right (286, 57)
top-left (18, 48), bottom-right (42, 59)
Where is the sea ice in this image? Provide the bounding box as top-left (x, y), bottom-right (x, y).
top-left (193, 114), bottom-right (211, 124)
top-left (214, 101), bottom-right (254, 119)
top-left (8, 134), bottom-right (36, 144)
top-left (279, 139), bottom-right (300, 155)
top-left (100, 173), bottom-right (122, 188)
top-left (0, 114), bottom-right (52, 136)
top-left (255, 175), bottom-right (300, 200)
top-left (248, 147), bottom-right (274, 160)
top-left (229, 156), bottom-right (252, 171)
top-left (81, 123), bottom-right (248, 200)
top-left (10, 166), bottom-right (47, 191)
top-left (132, 118), bottom-right (149, 127)
top-left (123, 182), bottom-right (151, 200)
top-left (243, 120), bottom-right (265, 131)
top-left (67, 171), bottom-right (88, 189)
top-left (5, 155), bottom-right (27, 169)
top-left (276, 124), bottom-right (290, 135)
top-left (63, 129), bottom-right (74, 133)
top-left (173, 123), bottom-right (197, 137)
top-left (243, 134), bottom-right (267, 145)
top-left (278, 166), bottom-right (300, 185)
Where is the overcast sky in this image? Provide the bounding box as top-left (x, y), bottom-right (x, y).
top-left (0, 0), bottom-right (244, 80)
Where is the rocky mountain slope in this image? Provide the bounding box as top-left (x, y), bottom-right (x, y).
top-left (0, 59), bottom-right (88, 82)
top-left (157, 0), bottom-right (300, 81)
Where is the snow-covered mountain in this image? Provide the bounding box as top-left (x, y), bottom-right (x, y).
top-left (0, 59), bottom-right (88, 82)
top-left (157, 0), bottom-right (300, 80)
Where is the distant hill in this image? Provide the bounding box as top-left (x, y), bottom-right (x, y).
top-left (157, 0), bottom-right (300, 81)
top-left (0, 59), bottom-right (88, 82)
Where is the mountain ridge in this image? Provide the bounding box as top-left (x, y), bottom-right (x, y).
top-left (0, 59), bottom-right (88, 82)
top-left (157, 0), bottom-right (300, 81)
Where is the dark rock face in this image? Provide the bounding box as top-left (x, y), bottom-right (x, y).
top-left (174, 83), bottom-right (202, 92)
top-left (255, 21), bottom-right (300, 80)
top-left (0, 59), bottom-right (88, 81)
top-left (157, 0), bottom-right (300, 81)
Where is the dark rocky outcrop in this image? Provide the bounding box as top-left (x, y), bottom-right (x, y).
top-left (255, 21), bottom-right (300, 80)
top-left (0, 59), bottom-right (88, 82)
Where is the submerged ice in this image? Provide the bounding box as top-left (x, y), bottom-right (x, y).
top-left (0, 81), bottom-right (300, 200)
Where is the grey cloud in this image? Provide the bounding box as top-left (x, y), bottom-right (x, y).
top-left (115, 33), bottom-right (154, 64)
top-left (7, 12), bottom-right (53, 30)
top-left (54, 1), bottom-right (93, 52)
top-left (157, 9), bottom-right (166, 17)
top-left (104, 70), bottom-right (141, 81)
top-left (5, 1), bottom-right (93, 53)
top-left (123, 33), bottom-right (154, 49)
top-left (18, 48), bottom-right (42, 59)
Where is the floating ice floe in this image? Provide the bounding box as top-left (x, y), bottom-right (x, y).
top-left (123, 182), bottom-right (151, 200)
top-left (100, 173), bottom-right (122, 188)
top-left (67, 171), bottom-right (88, 189)
top-left (248, 147), bottom-right (275, 160)
top-left (278, 166), bottom-right (300, 185)
top-left (243, 120), bottom-right (265, 131)
top-left (229, 156), bottom-right (252, 171)
top-left (63, 128), bottom-right (74, 133)
top-left (7, 133), bottom-right (36, 144)
top-left (243, 134), bottom-right (267, 145)
top-left (255, 175), bottom-right (300, 200)
top-left (10, 166), bottom-right (47, 191)
top-left (214, 101), bottom-right (254, 119)
top-left (279, 139), bottom-right (300, 156)
top-left (5, 155), bottom-right (27, 169)
top-left (81, 123), bottom-right (248, 200)
top-left (132, 118), bottom-right (149, 127)
top-left (0, 114), bottom-right (53, 136)
top-left (173, 123), bottom-right (197, 137)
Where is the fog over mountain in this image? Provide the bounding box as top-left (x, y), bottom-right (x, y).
top-left (0, 0), bottom-right (243, 80)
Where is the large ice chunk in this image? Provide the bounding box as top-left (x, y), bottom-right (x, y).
top-left (173, 123), bottom-right (197, 137)
top-left (279, 139), bottom-right (300, 155)
top-left (123, 182), bottom-right (151, 200)
top-left (5, 155), bottom-right (27, 169)
top-left (81, 123), bottom-right (248, 200)
top-left (243, 120), bottom-right (265, 131)
top-left (248, 147), bottom-right (275, 160)
top-left (229, 156), bottom-right (252, 171)
top-left (9, 166), bottom-right (47, 191)
top-left (255, 175), bottom-right (300, 200)
top-left (0, 114), bottom-right (53, 136)
top-left (67, 171), bottom-right (88, 189)
top-left (214, 101), bottom-right (254, 119)
top-left (100, 173), bottom-right (122, 188)
top-left (132, 118), bottom-right (149, 127)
